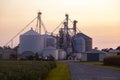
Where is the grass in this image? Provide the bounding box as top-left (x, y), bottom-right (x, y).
top-left (80, 61), bottom-right (120, 71)
top-left (45, 61), bottom-right (71, 80)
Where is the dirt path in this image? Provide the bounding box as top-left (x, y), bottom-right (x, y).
top-left (68, 61), bottom-right (120, 80)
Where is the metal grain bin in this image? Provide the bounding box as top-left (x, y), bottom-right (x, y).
top-left (72, 34), bottom-right (85, 53)
top-left (19, 28), bottom-right (43, 54)
top-left (75, 33), bottom-right (92, 51)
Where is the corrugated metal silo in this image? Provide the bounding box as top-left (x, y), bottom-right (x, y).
top-left (72, 35), bottom-right (85, 53)
top-left (73, 35), bottom-right (85, 53)
top-left (42, 46), bottom-right (58, 60)
top-left (19, 28), bottom-right (43, 54)
top-left (42, 34), bottom-right (56, 48)
top-left (76, 33), bottom-right (92, 51)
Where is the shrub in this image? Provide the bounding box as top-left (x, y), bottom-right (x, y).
top-left (103, 55), bottom-right (120, 66)
top-left (47, 55), bottom-right (55, 61)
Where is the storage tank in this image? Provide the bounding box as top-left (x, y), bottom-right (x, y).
top-left (19, 28), bottom-right (43, 54)
top-left (77, 33), bottom-right (92, 51)
top-left (58, 49), bottom-right (66, 60)
top-left (42, 34), bottom-right (56, 48)
top-left (72, 35), bottom-right (85, 53)
top-left (42, 46), bottom-right (58, 60)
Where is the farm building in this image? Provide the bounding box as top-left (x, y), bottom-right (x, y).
top-left (105, 49), bottom-right (120, 57)
top-left (81, 49), bottom-right (106, 61)
top-left (3, 48), bottom-right (17, 59)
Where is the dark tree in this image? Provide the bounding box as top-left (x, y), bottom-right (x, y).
top-left (0, 46), bottom-right (3, 50)
top-left (109, 48), bottom-right (113, 50)
top-left (116, 46), bottom-right (120, 51)
top-left (101, 48), bottom-right (109, 52)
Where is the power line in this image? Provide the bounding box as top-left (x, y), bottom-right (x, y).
top-left (5, 17), bottom-right (37, 47)
top-left (52, 19), bottom-right (66, 33)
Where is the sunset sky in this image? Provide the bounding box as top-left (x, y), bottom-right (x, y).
top-left (0, 0), bottom-right (120, 49)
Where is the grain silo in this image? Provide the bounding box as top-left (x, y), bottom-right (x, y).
top-left (76, 33), bottom-right (92, 51)
top-left (42, 46), bottom-right (58, 60)
top-left (72, 35), bottom-right (85, 53)
top-left (19, 28), bottom-right (43, 54)
top-left (42, 34), bottom-right (56, 48)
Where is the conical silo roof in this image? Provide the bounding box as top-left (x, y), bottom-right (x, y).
top-left (22, 28), bottom-right (39, 35)
top-left (76, 33), bottom-right (92, 39)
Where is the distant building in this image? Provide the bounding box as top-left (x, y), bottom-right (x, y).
top-left (3, 48), bottom-right (17, 59)
top-left (109, 49), bottom-right (120, 54)
top-left (81, 49), bottom-right (106, 61)
top-left (106, 50), bottom-right (120, 57)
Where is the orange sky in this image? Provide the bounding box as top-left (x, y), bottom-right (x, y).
top-left (0, 0), bottom-right (120, 49)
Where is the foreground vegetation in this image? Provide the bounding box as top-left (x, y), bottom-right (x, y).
top-left (103, 55), bottom-right (120, 66)
top-left (45, 61), bottom-right (71, 80)
top-left (80, 61), bottom-right (120, 71)
top-left (0, 60), bottom-right (56, 80)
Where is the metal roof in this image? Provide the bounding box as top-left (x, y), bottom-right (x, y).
top-left (22, 28), bottom-right (39, 35)
top-left (85, 49), bottom-right (107, 54)
top-left (76, 33), bottom-right (92, 39)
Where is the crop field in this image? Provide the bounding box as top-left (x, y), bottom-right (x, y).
top-left (0, 60), bottom-right (56, 80)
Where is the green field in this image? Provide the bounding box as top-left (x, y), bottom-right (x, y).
top-left (80, 61), bottom-right (120, 71)
top-left (0, 60), bottom-right (56, 80)
top-left (45, 61), bottom-right (71, 80)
